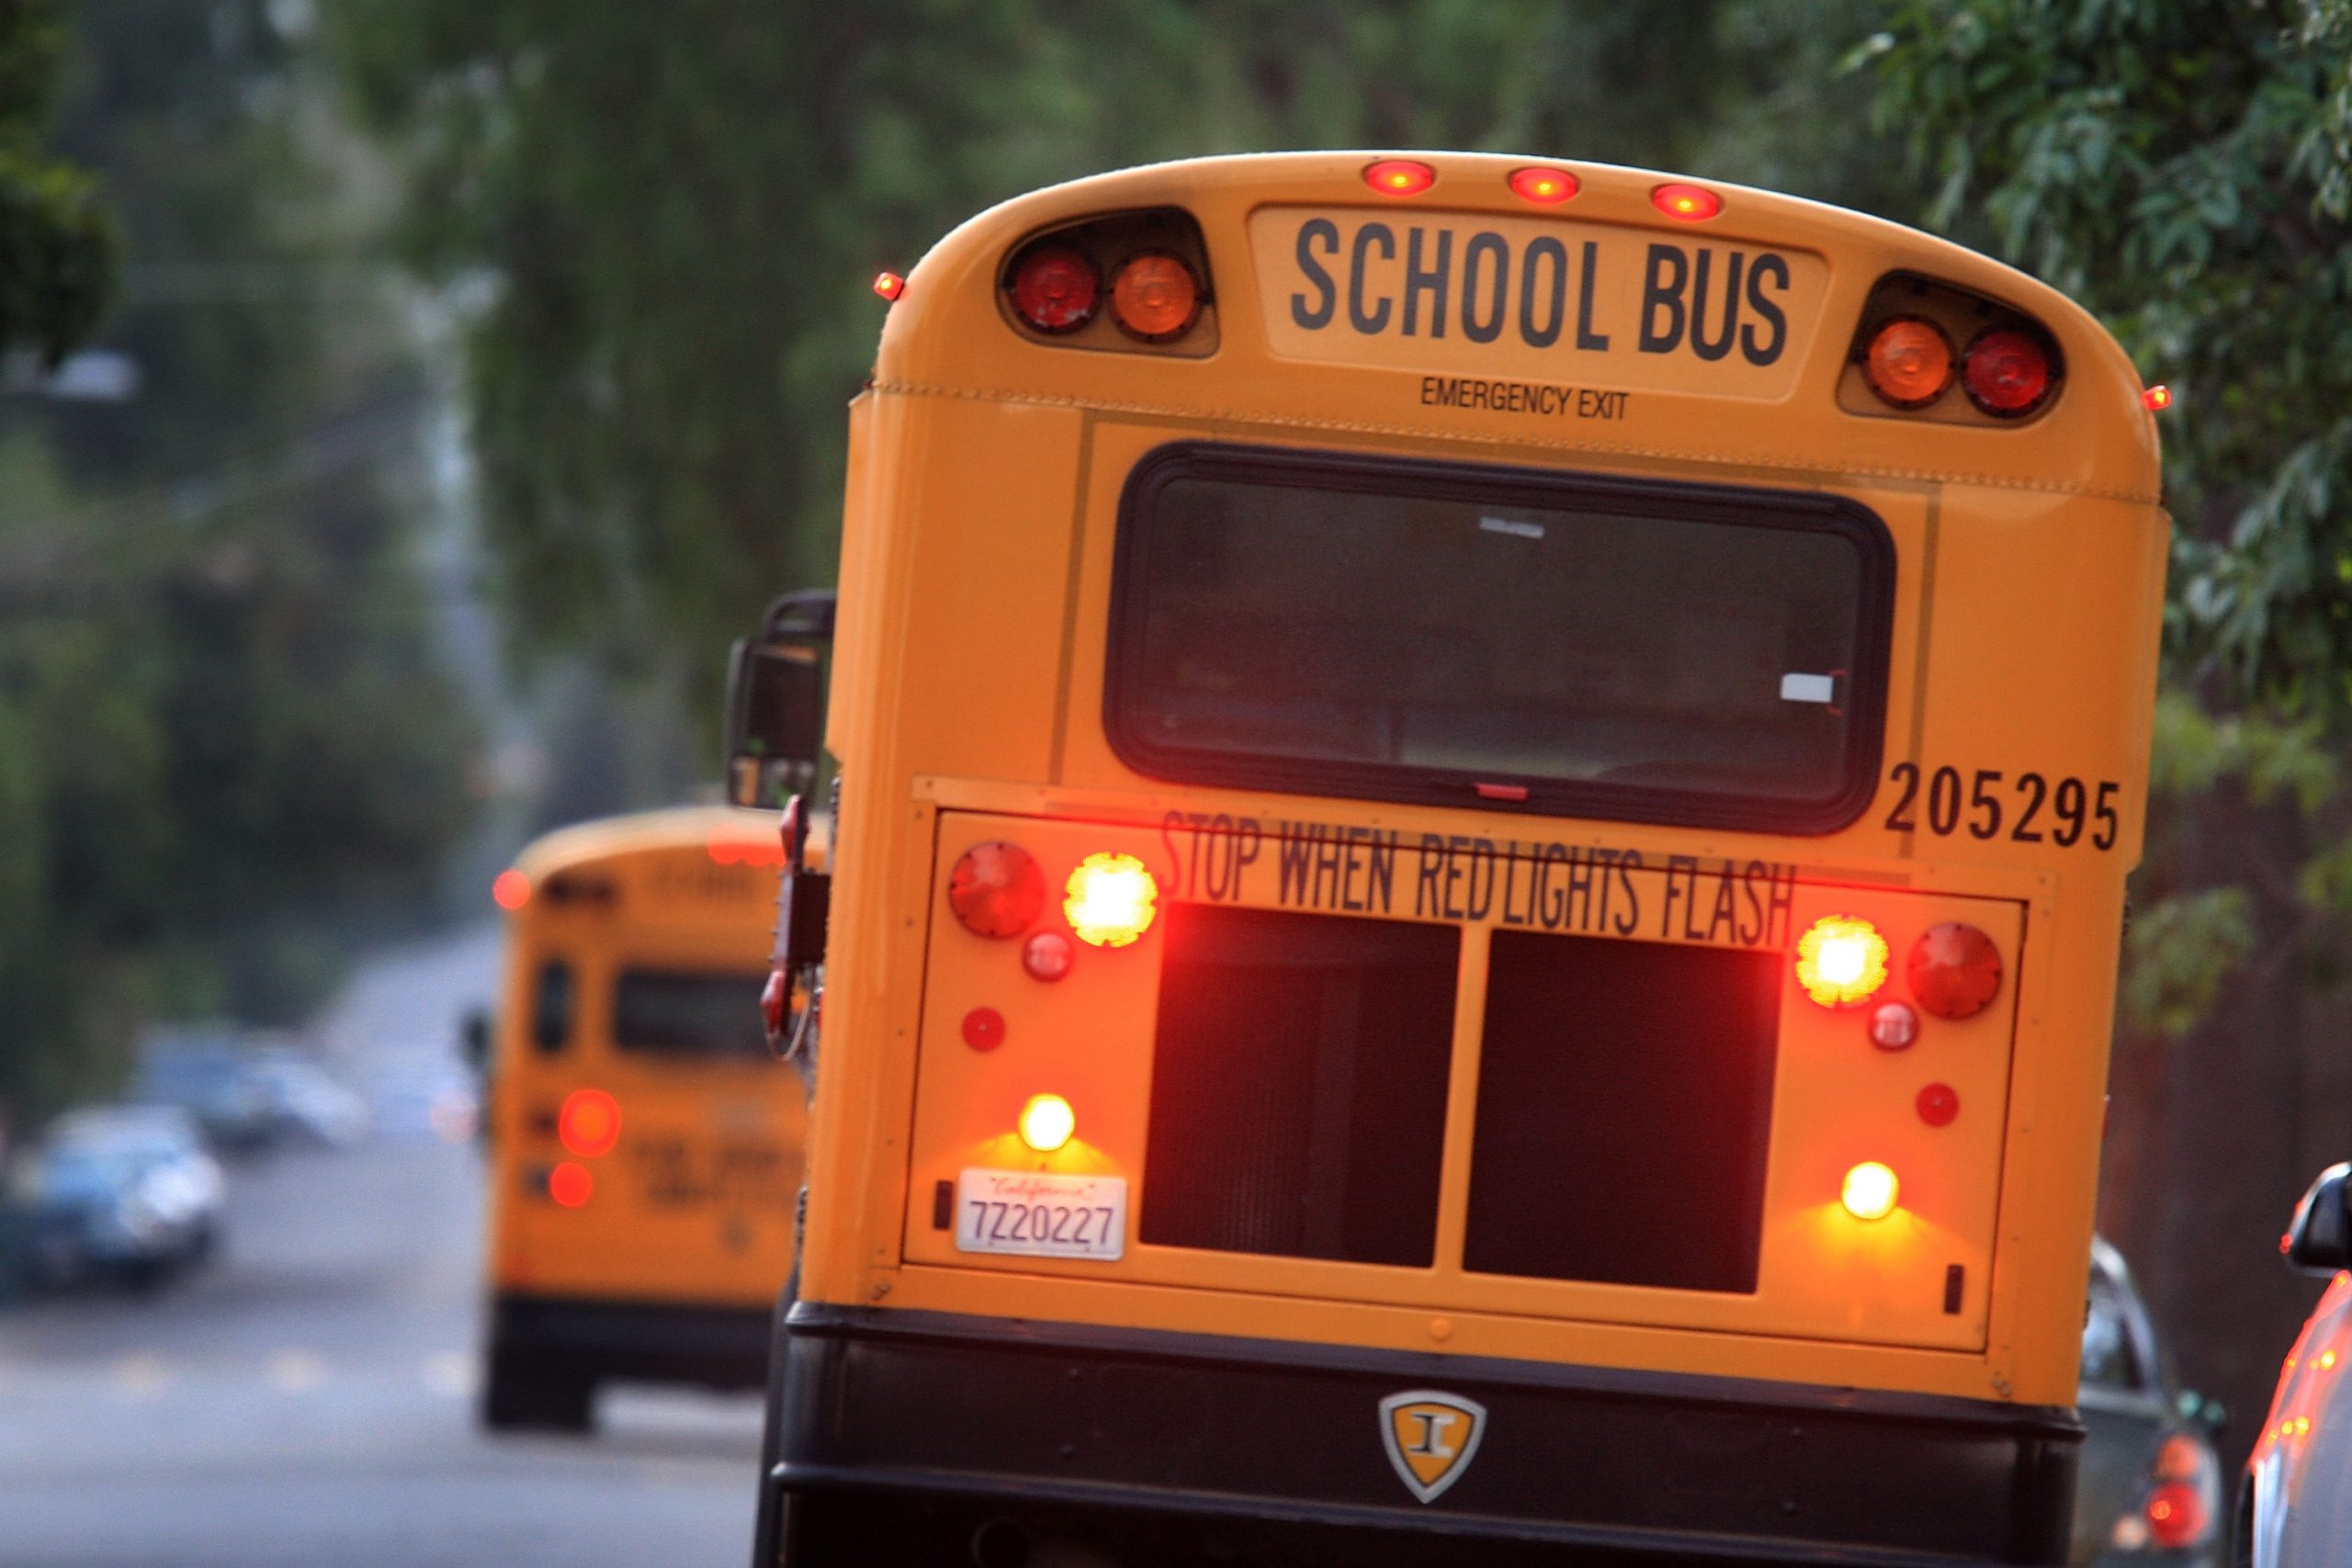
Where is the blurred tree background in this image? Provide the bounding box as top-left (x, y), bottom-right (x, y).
top-left (0, 0), bottom-right (2344, 1476)
top-left (0, 0), bottom-right (476, 1122)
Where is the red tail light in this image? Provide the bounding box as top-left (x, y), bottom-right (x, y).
top-left (1906, 923), bottom-right (2002, 1019)
top-left (492, 869), bottom-right (530, 911)
top-left (1009, 244), bottom-right (1099, 333)
top-left (1962, 328), bottom-right (2054, 416)
top-left (2143, 1480), bottom-right (2210, 1549)
top-left (1110, 253), bottom-right (1200, 342)
top-left (949, 841), bottom-right (1046, 937)
top-left (558, 1088), bottom-right (621, 1158)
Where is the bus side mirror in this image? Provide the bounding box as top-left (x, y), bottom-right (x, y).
top-left (2285, 1161), bottom-right (2352, 1274)
top-left (724, 591), bottom-right (835, 808)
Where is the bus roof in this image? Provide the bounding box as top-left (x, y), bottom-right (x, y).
top-left (510, 806), bottom-right (781, 880)
top-left (875, 152), bottom-right (2160, 505)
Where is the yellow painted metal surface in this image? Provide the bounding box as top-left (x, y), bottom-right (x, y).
top-left (799, 152), bottom-right (2167, 1411)
top-left (486, 807), bottom-right (805, 1309)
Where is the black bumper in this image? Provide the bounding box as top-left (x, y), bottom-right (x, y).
top-left (765, 1303), bottom-right (2081, 1567)
top-left (491, 1292), bottom-right (772, 1390)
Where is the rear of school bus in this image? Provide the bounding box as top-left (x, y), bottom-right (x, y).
top-left (765, 153), bottom-right (2167, 1565)
top-left (483, 807), bottom-right (805, 1431)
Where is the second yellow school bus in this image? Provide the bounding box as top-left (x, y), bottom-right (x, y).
top-left (755, 152), bottom-right (2167, 1564)
top-left (481, 807), bottom-right (803, 1431)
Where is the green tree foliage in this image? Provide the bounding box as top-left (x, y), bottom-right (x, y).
top-left (0, 0), bottom-right (117, 364)
top-left (0, 1), bottom-right (476, 1122)
top-left (331, 0), bottom-right (1792, 707)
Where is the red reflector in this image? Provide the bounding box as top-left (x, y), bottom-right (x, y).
top-left (558, 1089), bottom-right (621, 1158)
top-left (1009, 244), bottom-right (1099, 333)
top-left (1110, 253), bottom-right (1200, 342)
top-left (1652, 183), bottom-right (1721, 221)
top-left (2143, 1480), bottom-right (2210, 1549)
top-left (873, 270), bottom-right (906, 300)
top-left (948, 841), bottom-right (1046, 938)
top-left (961, 1006), bottom-right (1005, 1052)
top-left (1363, 159), bottom-right (1435, 197)
top-left (1962, 327), bottom-right (2053, 416)
top-left (1508, 166), bottom-right (1578, 204)
top-left (1906, 923), bottom-right (2003, 1020)
top-left (2143, 384), bottom-right (2172, 411)
top-left (548, 1161), bottom-right (593, 1208)
top-left (761, 968), bottom-right (787, 1036)
top-left (1917, 1082), bottom-right (1960, 1127)
top-left (492, 869), bottom-right (530, 911)
top-left (1475, 782), bottom-right (1530, 802)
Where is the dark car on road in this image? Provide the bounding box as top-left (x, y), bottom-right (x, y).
top-left (131, 1035), bottom-right (278, 1151)
top-left (10, 1108), bottom-right (225, 1291)
top-left (2238, 1162), bottom-right (2352, 1568)
top-left (2075, 1237), bottom-right (2226, 1566)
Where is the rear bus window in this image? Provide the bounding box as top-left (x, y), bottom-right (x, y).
top-left (1106, 444), bottom-right (1894, 834)
top-left (612, 970), bottom-right (770, 1059)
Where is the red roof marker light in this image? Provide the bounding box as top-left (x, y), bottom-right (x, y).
top-left (1653, 183), bottom-right (1722, 221)
top-left (1364, 159), bottom-right (1436, 197)
top-left (873, 271), bottom-right (906, 301)
top-left (2143, 384), bottom-right (2173, 411)
top-left (1508, 166), bottom-right (1578, 205)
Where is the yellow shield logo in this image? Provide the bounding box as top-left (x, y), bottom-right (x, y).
top-left (1378, 1389), bottom-right (1487, 1504)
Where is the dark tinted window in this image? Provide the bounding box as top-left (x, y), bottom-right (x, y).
top-left (532, 961), bottom-right (574, 1055)
top-left (1464, 930), bottom-right (1780, 1293)
top-left (1107, 444), bottom-right (1893, 833)
top-left (613, 969), bottom-right (768, 1058)
top-left (1139, 905), bottom-right (1456, 1267)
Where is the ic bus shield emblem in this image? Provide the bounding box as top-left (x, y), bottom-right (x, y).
top-left (1377, 1390), bottom-right (1486, 1504)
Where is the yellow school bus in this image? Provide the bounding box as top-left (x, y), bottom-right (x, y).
top-left (752, 152), bottom-right (2166, 1564)
top-left (481, 807), bottom-right (803, 1431)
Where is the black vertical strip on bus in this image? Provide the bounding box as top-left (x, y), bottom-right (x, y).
top-left (1101, 441), bottom-right (1898, 838)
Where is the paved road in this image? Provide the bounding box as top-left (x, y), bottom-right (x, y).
top-left (0, 927), bottom-right (764, 1568)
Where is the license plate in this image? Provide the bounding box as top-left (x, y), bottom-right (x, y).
top-left (955, 1168), bottom-right (1126, 1260)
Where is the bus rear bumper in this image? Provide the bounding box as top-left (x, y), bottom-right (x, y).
top-left (492, 1292), bottom-right (772, 1390)
top-left (766, 1303), bottom-right (2081, 1568)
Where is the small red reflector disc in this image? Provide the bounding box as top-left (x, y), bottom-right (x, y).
top-left (1110, 253), bottom-right (1200, 342)
top-left (948, 841), bottom-right (1046, 938)
top-left (1962, 328), bottom-right (2054, 416)
top-left (548, 1161), bottom-right (593, 1207)
top-left (873, 271), bottom-right (906, 300)
top-left (1917, 1082), bottom-right (1961, 1127)
top-left (1652, 183), bottom-right (1722, 220)
top-left (1907, 923), bottom-right (2003, 1019)
top-left (1508, 166), bottom-right (1578, 204)
top-left (961, 1007), bottom-right (1005, 1052)
top-left (1008, 244), bottom-right (1099, 333)
top-left (1363, 159), bottom-right (1435, 197)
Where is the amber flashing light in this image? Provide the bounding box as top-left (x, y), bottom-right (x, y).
top-left (1363, 159), bottom-right (1435, 197)
top-left (1064, 852), bottom-right (1158, 948)
top-left (1110, 253), bottom-right (1201, 342)
top-left (1795, 915), bottom-right (1889, 1008)
top-left (1862, 318), bottom-right (1955, 409)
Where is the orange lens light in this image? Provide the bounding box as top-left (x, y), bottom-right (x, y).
top-left (873, 270), bottom-right (906, 300)
top-left (1652, 183), bottom-right (1722, 220)
top-left (1862, 318), bottom-right (1954, 409)
top-left (949, 841), bottom-right (1046, 938)
top-left (1363, 159), bottom-right (1435, 197)
top-left (557, 1088), bottom-right (621, 1158)
top-left (1064, 852), bottom-right (1158, 947)
top-left (492, 869), bottom-right (531, 911)
top-left (548, 1161), bottom-right (594, 1208)
top-left (1840, 1161), bottom-right (1900, 1221)
top-left (1508, 166), bottom-right (1578, 204)
top-left (1795, 916), bottom-right (1889, 1008)
top-left (1110, 253), bottom-right (1201, 342)
top-left (1018, 1093), bottom-right (1075, 1153)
